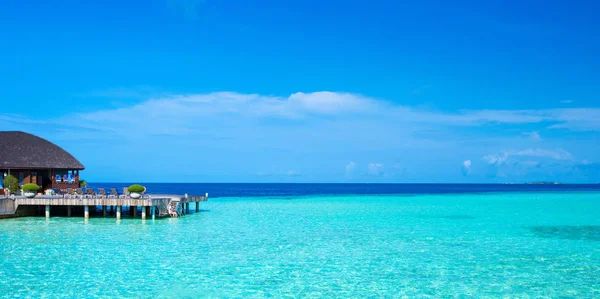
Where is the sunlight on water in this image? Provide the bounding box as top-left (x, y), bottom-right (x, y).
top-left (1, 192), bottom-right (600, 297)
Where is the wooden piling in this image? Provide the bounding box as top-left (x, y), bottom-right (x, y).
top-left (133, 206), bottom-right (138, 218)
top-left (195, 201), bottom-right (199, 213)
top-left (116, 205), bottom-right (122, 220)
top-left (151, 205), bottom-right (155, 220)
top-left (84, 205), bottom-right (89, 219)
top-left (102, 206), bottom-right (107, 217)
top-left (67, 206), bottom-right (72, 217)
top-left (141, 206), bottom-right (146, 220)
top-left (45, 205), bottom-right (50, 219)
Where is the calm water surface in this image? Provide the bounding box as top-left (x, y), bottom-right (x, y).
top-left (1, 186), bottom-right (600, 297)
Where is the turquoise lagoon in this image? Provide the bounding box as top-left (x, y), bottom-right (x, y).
top-left (1, 192), bottom-right (599, 298)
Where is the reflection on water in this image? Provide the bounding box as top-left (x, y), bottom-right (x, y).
top-left (530, 226), bottom-right (600, 241)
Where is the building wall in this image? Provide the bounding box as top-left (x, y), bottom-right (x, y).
top-left (0, 198), bottom-right (16, 215)
top-left (1, 169), bottom-right (80, 192)
top-left (0, 198), bottom-right (44, 217)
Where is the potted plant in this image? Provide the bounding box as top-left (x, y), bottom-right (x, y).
top-left (128, 184), bottom-right (145, 199)
top-left (2, 174), bottom-right (18, 196)
top-left (22, 183), bottom-right (40, 198)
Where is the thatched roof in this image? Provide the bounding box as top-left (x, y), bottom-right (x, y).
top-left (0, 131), bottom-right (84, 170)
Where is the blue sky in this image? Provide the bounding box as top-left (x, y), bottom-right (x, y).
top-left (1, 0), bottom-right (599, 183)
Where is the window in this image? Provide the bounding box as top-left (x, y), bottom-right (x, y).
top-left (19, 172), bottom-right (24, 185)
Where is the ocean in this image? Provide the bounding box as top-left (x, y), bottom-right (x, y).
top-left (1, 184), bottom-right (599, 298)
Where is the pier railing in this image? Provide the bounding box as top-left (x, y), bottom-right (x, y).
top-left (13, 194), bottom-right (207, 207)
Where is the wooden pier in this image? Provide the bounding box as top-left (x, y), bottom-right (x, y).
top-left (1, 193), bottom-right (208, 220)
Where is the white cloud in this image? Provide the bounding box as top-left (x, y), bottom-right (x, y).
top-left (257, 168), bottom-right (300, 177)
top-left (483, 152), bottom-right (510, 165)
top-left (523, 131), bottom-right (541, 141)
top-left (483, 148), bottom-right (573, 165)
top-left (287, 92), bottom-right (379, 114)
top-left (4, 89), bottom-right (600, 169)
top-left (345, 161), bottom-right (356, 175)
top-left (462, 160), bottom-right (472, 175)
top-left (5, 91), bottom-right (600, 136)
top-left (368, 163), bottom-right (385, 176)
top-left (545, 108), bottom-right (600, 131)
top-left (515, 148), bottom-right (573, 160)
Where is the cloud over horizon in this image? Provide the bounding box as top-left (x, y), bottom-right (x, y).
top-left (483, 148), bottom-right (574, 166)
top-left (368, 163), bottom-right (385, 176)
top-left (5, 91), bottom-right (600, 135)
top-left (2, 90), bottom-right (599, 182)
top-left (345, 161), bottom-right (356, 176)
top-left (462, 160), bottom-right (472, 175)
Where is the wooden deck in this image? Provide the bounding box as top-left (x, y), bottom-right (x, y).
top-left (1, 193), bottom-right (208, 220)
top-left (14, 194), bottom-right (207, 205)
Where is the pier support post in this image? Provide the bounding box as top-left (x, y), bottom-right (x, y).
top-left (133, 206), bottom-right (138, 218)
top-left (116, 205), bottom-right (122, 220)
top-left (84, 205), bottom-right (89, 219)
top-left (45, 205), bottom-right (50, 219)
top-left (141, 206), bottom-right (146, 220)
top-left (186, 202), bottom-right (190, 214)
top-left (67, 206), bottom-right (71, 217)
top-left (151, 205), bottom-right (155, 220)
top-left (102, 206), bottom-right (107, 217)
top-left (196, 201), bottom-right (199, 213)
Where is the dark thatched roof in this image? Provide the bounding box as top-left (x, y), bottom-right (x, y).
top-left (0, 131), bottom-right (84, 170)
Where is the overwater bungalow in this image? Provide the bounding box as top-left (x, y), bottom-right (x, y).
top-left (0, 131), bottom-right (207, 220)
top-left (0, 131), bottom-right (83, 194)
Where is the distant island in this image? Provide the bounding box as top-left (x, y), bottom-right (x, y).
top-left (525, 181), bottom-right (564, 185)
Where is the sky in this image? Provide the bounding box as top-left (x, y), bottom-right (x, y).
top-left (1, 0), bottom-right (599, 183)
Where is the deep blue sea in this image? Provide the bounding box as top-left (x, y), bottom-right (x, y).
top-left (1, 184), bottom-right (600, 297)
top-left (92, 182), bottom-right (600, 197)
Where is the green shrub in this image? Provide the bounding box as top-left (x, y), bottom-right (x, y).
top-left (22, 183), bottom-right (40, 192)
top-left (79, 179), bottom-right (87, 188)
top-left (2, 175), bottom-right (18, 193)
top-left (128, 184), bottom-right (145, 193)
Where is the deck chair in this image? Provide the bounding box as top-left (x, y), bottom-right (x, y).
top-left (76, 188), bottom-right (85, 198)
top-left (109, 188), bottom-right (120, 198)
top-left (122, 187), bottom-right (130, 198)
top-left (86, 188), bottom-right (97, 198)
top-left (98, 188), bottom-right (108, 198)
top-left (66, 187), bottom-right (75, 198)
top-left (52, 188), bottom-right (65, 197)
